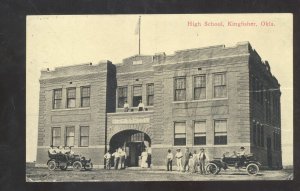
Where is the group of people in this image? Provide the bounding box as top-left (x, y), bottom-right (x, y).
top-left (104, 147), bottom-right (127, 170)
top-left (124, 100), bottom-right (145, 112)
top-left (104, 146), bottom-right (152, 170)
top-left (166, 148), bottom-right (208, 174)
top-left (48, 145), bottom-right (74, 155)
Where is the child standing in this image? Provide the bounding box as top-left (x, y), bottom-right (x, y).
top-left (104, 150), bottom-right (111, 169)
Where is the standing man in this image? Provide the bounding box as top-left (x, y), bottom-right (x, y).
top-left (147, 146), bottom-right (152, 168)
top-left (120, 148), bottom-right (126, 169)
top-left (112, 149), bottom-right (120, 170)
top-left (166, 149), bottom-right (173, 171)
top-left (104, 150), bottom-right (112, 170)
top-left (199, 148), bottom-right (207, 175)
top-left (175, 149), bottom-right (183, 171)
top-left (192, 150), bottom-right (199, 173)
top-left (183, 148), bottom-right (191, 172)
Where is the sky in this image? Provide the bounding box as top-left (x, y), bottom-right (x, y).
top-left (26, 14), bottom-right (293, 165)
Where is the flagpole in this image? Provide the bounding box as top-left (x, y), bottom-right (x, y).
top-left (139, 16), bottom-right (141, 55)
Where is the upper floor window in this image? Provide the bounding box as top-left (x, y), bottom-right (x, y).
top-left (213, 73), bottom-right (227, 98)
top-left (194, 75), bottom-right (206, 100)
top-left (147, 83), bottom-right (154, 106)
top-left (81, 86), bottom-right (90, 107)
top-left (53, 89), bottom-right (62, 109)
top-left (194, 121), bottom-right (206, 145)
top-left (133, 85), bottom-right (142, 107)
top-left (117, 86), bottom-right (127, 108)
top-left (174, 122), bottom-right (186, 146)
top-left (174, 77), bottom-right (186, 101)
top-left (80, 126), bottom-right (89, 147)
top-left (214, 120), bottom-right (227, 145)
top-left (65, 126), bottom-right (75, 146)
top-left (51, 127), bottom-right (61, 146)
top-left (67, 88), bottom-right (76, 108)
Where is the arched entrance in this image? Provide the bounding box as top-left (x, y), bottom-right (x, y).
top-left (109, 130), bottom-right (151, 167)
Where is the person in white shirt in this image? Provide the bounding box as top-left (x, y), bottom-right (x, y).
top-left (112, 149), bottom-right (120, 170)
top-left (192, 150), bottom-right (199, 173)
top-left (166, 149), bottom-right (173, 171)
top-left (48, 145), bottom-right (57, 155)
top-left (104, 151), bottom-right (112, 170)
top-left (141, 149), bottom-right (148, 168)
top-left (138, 100), bottom-right (144, 111)
top-left (175, 149), bottom-right (183, 171)
top-left (199, 148), bottom-right (207, 174)
top-left (123, 101), bottom-right (129, 112)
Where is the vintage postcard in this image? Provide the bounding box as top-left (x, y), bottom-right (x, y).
top-left (26, 14), bottom-right (293, 181)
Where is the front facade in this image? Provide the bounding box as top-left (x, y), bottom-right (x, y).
top-left (36, 42), bottom-right (282, 169)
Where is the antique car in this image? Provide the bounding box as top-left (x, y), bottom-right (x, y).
top-left (205, 152), bottom-right (261, 175)
top-left (47, 146), bottom-right (93, 171)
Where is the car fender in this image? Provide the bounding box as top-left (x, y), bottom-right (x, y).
top-left (245, 161), bottom-right (261, 166)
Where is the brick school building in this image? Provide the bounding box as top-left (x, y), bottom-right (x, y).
top-left (35, 42), bottom-right (282, 169)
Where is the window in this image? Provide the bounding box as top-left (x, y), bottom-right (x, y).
top-left (133, 85), bottom-right (142, 107)
top-left (174, 122), bottom-right (186, 146)
top-left (253, 122), bottom-right (257, 145)
top-left (174, 77), bottom-right (186, 101)
top-left (214, 120), bottom-right (227, 145)
top-left (194, 121), bottom-right (206, 145)
top-left (65, 127), bottom-right (75, 146)
top-left (147, 84), bottom-right (154, 106)
top-left (81, 86), bottom-right (90, 107)
top-left (213, 73), bottom-right (227, 98)
top-left (80, 126), bottom-right (89, 147)
top-left (117, 86), bottom-right (127, 108)
top-left (52, 127), bottom-right (61, 146)
top-left (67, 88), bottom-right (76, 108)
top-left (194, 75), bottom-right (206, 100)
top-left (53, 89), bottom-right (62, 109)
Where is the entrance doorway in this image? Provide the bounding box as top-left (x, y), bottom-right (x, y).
top-left (109, 130), bottom-right (151, 167)
top-left (267, 137), bottom-right (272, 169)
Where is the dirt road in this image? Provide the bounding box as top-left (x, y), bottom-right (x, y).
top-left (26, 166), bottom-right (293, 182)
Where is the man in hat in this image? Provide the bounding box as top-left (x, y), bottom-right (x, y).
top-left (166, 149), bottom-right (173, 171)
top-left (237, 146), bottom-right (246, 167)
top-left (175, 148), bottom-right (183, 171)
top-left (199, 148), bottom-right (207, 174)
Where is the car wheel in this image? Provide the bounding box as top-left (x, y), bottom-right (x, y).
top-left (73, 161), bottom-right (82, 171)
top-left (48, 160), bottom-right (56, 171)
top-left (246, 163), bottom-right (259, 175)
top-left (206, 163), bottom-right (219, 175)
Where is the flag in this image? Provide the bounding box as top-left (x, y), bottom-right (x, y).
top-left (135, 16), bottom-right (141, 35)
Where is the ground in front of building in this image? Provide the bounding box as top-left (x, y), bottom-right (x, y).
top-left (26, 165), bottom-right (293, 182)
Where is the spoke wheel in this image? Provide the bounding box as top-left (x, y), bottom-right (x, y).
top-left (73, 161), bottom-right (82, 171)
top-left (205, 163), bottom-right (219, 175)
top-left (246, 163), bottom-right (259, 175)
top-left (48, 160), bottom-right (56, 171)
